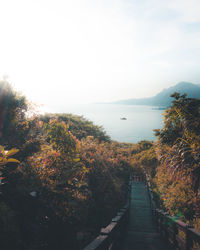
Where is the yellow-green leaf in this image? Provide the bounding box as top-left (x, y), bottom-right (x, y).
top-left (5, 149), bottom-right (19, 157)
top-left (0, 158), bottom-right (8, 165)
top-left (7, 158), bottom-right (20, 164)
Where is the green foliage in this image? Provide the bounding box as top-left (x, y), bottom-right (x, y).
top-left (0, 80), bottom-right (29, 147)
top-left (0, 146), bottom-right (22, 249)
top-left (131, 145), bottom-right (158, 177)
top-left (124, 140), bottom-right (158, 178)
top-left (154, 93), bottom-right (200, 221)
top-left (39, 113), bottom-right (110, 142)
top-left (0, 146), bottom-right (20, 166)
top-left (45, 120), bottom-right (78, 156)
top-left (154, 93), bottom-right (200, 146)
top-left (23, 120), bottom-right (132, 248)
top-left (79, 137), bottom-right (131, 226)
top-left (0, 145), bottom-right (20, 184)
top-left (0, 81), bottom-right (134, 249)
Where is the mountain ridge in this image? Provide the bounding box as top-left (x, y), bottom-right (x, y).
top-left (113, 82), bottom-right (200, 107)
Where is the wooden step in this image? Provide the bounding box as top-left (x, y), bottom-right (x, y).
top-left (123, 181), bottom-right (173, 250)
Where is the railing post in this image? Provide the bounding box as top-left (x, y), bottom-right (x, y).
top-left (140, 174), bottom-right (200, 250)
top-left (172, 219), bottom-right (178, 249)
top-left (163, 212), bottom-right (169, 240)
top-left (160, 212), bottom-right (165, 238)
top-left (186, 225), bottom-right (193, 250)
top-left (82, 176), bottom-right (131, 250)
top-left (157, 210), bottom-right (162, 233)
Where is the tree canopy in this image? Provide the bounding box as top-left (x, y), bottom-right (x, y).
top-left (154, 93), bottom-right (200, 220)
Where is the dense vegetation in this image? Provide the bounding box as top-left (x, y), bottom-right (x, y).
top-left (0, 80), bottom-right (134, 250)
top-left (1, 80), bottom-right (200, 250)
top-left (132, 92), bottom-right (200, 227)
top-left (153, 93), bottom-right (200, 225)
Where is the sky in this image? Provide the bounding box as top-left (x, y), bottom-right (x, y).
top-left (0, 0), bottom-right (200, 108)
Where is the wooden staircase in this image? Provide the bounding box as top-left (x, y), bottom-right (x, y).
top-left (123, 181), bottom-right (172, 250)
top-left (82, 177), bottom-right (200, 250)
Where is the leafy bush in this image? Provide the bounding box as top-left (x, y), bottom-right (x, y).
top-left (0, 81), bottom-right (134, 249)
top-left (154, 93), bottom-right (200, 221)
top-left (39, 113), bottom-right (110, 142)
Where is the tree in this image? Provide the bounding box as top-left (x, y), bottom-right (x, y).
top-left (0, 80), bottom-right (28, 146)
top-left (154, 93), bottom-right (200, 220)
top-left (39, 113), bottom-right (110, 142)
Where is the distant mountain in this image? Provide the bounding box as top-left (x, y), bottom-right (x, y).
top-left (114, 82), bottom-right (200, 107)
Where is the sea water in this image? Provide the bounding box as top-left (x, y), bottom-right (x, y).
top-left (42, 103), bottom-right (164, 143)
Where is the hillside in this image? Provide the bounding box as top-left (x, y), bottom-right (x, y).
top-left (114, 82), bottom-right (200, 107)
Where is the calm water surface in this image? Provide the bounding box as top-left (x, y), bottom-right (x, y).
top-left (43, 104), bottom-right (164, 143)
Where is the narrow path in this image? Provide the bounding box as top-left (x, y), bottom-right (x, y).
top-left (123, 181), bottom-right (172, 250)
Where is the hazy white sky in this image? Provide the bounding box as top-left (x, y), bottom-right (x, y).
top-left (0, 0), bottom-right (200, 107)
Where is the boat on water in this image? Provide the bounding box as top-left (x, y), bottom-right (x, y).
top-left (120, 117), bottom-right (127, 120)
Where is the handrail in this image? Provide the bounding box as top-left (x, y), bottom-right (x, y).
top-left (145, 174), bottom-right (200, 250)
top-left (132, 175), bottom-right (145, 182)
top-left (82, 177), bottom-right (131, 250)
top-left (82, 174), bottom-right (200, 250)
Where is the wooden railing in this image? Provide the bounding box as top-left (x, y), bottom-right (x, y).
top-left (145, 175), bottom-right (156, 213)
top-left (82, 178), bottom-right (131, 250)
top-left (146, 174), bottom-right (200, 250)
top-left (132, 175), bottom-right (145, 182)
top-left (83, 174), bottom-right (200, 250)
top-left (155, 209), bottom-right (200, 250)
